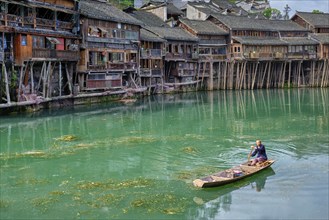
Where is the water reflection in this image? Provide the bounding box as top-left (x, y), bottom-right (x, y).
top-left (0, 89), bottom-right (328, 162)
top-left (191, 168), bottom-right (276, 219)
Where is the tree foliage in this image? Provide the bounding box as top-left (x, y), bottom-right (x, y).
top-left (312, 9), bottom-right (324, 14)
top-left (263, 8), bottom-right (282, 19)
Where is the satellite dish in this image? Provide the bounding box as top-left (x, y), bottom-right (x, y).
top-left (204, 0), bottom-right (211, 3)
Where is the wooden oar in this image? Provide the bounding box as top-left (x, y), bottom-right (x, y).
top-left (247, 148), bottom-right (253, 163)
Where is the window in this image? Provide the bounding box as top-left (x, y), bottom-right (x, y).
top-left (32, 36), bottom-right (45, 48)
top-left (21, 35), bottom-right (27, 46)
top-left (109, 52), bottom-right (124, 62)
top-left (125, 31), bottom-right (138, 40)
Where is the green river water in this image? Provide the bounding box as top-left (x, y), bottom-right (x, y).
top-left (0, 89), bottom-right (328, 220)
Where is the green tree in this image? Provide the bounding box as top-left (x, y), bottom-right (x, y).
top-left (263, 8), bottom-right (282, 19)
top-left (312, 9), bottom-right (324, 14)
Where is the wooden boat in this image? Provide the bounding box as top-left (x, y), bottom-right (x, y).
top-left (193, 159), bottom-right (275, 188)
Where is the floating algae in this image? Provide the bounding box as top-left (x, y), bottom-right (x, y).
top-left (114, 136), bottom-right (157, 145)
top-left (15, 177), bottom-right (50, 186)
top-left (182, 146), bottom-right (198, 154)
top-left (31, 197), bottom-right (59, 212)
top-left (76, 178), bottom-right (153, 190)
top-left (0, 200), bottom-right (10, 209)
top-left (184, 134), bottom-right (205, 140)
top-left (175, 170), bottom-right (194, 180)
top-left (55, 135), bottom-right (78, 142)
top-left (130, 193), bottom-right (187, 215)
top-left (90, 194), bottom-right (125, 208)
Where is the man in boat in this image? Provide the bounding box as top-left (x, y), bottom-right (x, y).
top-left (249, 140), bottom-right (267, 166)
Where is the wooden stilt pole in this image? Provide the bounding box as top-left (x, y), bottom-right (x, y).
top-left (3, 63), bottom-right (11, 104)
top-left (217, 61), bottom-right (221, 89)
top-left (65, 63), bottom-right (73, 95)
top-left (18, 64), bottom-right (25, 102)
top-left (288, 61), bottom-right (291, 88)
top-left (281, 61), bottom-right (287, 88)
top-left (209, 62), bottom-right (213, 91)
top-left (30, 62), bottom-right (34, 94)
top-left (266, 61), bottom-right (272, 89)
top-left (251, 61), bottom-right (259, 89)
top-left (59, 61), bottom-right (62, 97)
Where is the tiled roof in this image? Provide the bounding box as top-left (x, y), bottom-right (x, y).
top-left (167, 3), bottom-right (183, 15)
top-left (127, 10), bottom-right (169, 27)
top-left (293, 12), bottom-right (329, 28)
top-left (233, 36), bottom-right (318, 46)
top-left (311, 33), bottom-right (329, 44)
top-left (80, 0), bottom-right (142, 26)
top-left (233, 36), bottom-right (286, 45)
top-left (140, 28), bottom-right (166, 42)
top-left (179, 18), bottom-right (228, 35)
top-left (209, 13), bottom-right (309, 32)
top-left (146, 26), bottom-right (199, 42)
top-left (282, 37), bottom-right (319, 45)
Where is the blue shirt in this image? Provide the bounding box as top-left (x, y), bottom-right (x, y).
top-left (251, 144), bottom-right (267, 160)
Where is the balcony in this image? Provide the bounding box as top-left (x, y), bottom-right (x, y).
top-left (0, 51), bottom-right (3, 62)
top-left (140, 49), bottom-right (163, 59)
top-left (274, 52), bottom-right (284, 59)
top-left (199, 54), bottom-right (227, 61)
top-left (87, 36), bottom-right (130, 45)
top-left (287, 52), bottom-right (316, 59)
top-left (178, 69), bottom-right (195, 77)
top-left (140, 68), bottom-right (162, 77)
top-left (2, 13), bottom-right (73, 30)
top-left (165, 53), bottom-right (196, 60)
top-left (32, 49), bottom-right (79, 61)
top-left (87, 62), bottom-right (137, 71)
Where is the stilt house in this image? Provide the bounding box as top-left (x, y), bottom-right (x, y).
top-left (179, 18), bottom-right (228, 90)
top-left (78, 0), bottom-right (142, 92)
top-left (0, 0), bottom-right (80, 104)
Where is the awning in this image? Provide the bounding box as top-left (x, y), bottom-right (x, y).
top-left (46, 37), bottom-right (61, 44)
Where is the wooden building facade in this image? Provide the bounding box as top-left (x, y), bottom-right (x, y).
top-left (77, 0), bottom-right (141, 92)
top-left (206, 13), bottom-right (328, 89)
top-left (0, 0), bottom-right (79, 105)
top-left (139, 29), bottom-right (165, 93)
top-left (179, 18), bottom-right (229, 90)
top-left (145, 26), bottom-right (199, 90)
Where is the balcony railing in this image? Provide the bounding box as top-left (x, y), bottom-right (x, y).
top-left (141, 49), bottom-right (163, 59)
top-left (199, 54), bottom-right (227, 61)
top-left (0, 51), bottom-right (3, 62)
top-left (165, 53), bottom-right (197, 60)
top-left (32, 49), bottom-right (78, 60)
top-left (140, 68), bottom-right (162, 77)
top-left (287, 52), bottom-right (316, 59)
top-left (88, 62), bottom-right (138, 71)
top-left (178, 69), bottom-right (195, 77)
